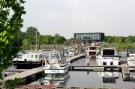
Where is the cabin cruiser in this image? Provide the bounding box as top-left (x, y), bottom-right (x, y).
top-left (127, 54), bottom-right (135, 66)
top-left (96, 48), bottom-right (120, 69)
top-left (44, 50), bottom-right (70, 74)
top-left (85, 46), bottom-right (98, 58)
top-left (13, 51), bottom-right (49, 69)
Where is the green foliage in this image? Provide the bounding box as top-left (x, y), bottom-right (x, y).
top-left (0, 0), bottom-right (25, 78)
top-left (125, 36), bottom-right (135, 43)
top-left (22, 38), bottom-right (30, 49)
top-left (53, 34), bottom-right (66, 44)
top-left (39, 35), bottom-right (53, 44)
top-left (25, 26), bottom-right (40, 45)
top-left (105, 36), bottom-right (114, 43)
top-left (105, 35), bottom-right (135, 50)
top-left (6, 78), bottom-right (21, 89)
top-left (22, 31), bottom-right (67, 49)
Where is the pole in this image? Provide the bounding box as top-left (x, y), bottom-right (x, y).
top-left (36, 30), bottom-right (37, 51)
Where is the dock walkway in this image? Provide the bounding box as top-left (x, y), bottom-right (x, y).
top-left (66, 54), bottom-right (85, 63)
top-left (4, 67), bottom-right (44, 81)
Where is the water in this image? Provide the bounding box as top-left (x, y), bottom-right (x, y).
top-left (67, 71), bottom-right (135, 89)
top-left (28, 57), bottom-right (135, 89)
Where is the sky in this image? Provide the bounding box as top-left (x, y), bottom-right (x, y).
top-left (22, 0), bottom-right (135, 38)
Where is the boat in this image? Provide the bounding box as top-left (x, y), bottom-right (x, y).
top-left (127, 53), bottom-right (135, 66)
top-left (44, 50), bottom-right (70, 74)
top-left (85, 45), bottom-right (98, 59)
top-left (96, 48), bottom-right (120, 69)
top-left (13, 50), bottom-right (49, 69)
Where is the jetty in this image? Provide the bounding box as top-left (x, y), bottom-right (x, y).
top-left (4, 67), bottom-right (44, 82)
top-left (66, 54), bottom-right (85, 63)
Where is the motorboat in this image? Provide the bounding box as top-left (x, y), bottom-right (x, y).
top-left (96, 48), bottom-right (120, 69)
top-left (13, 50), bottom-right (49, 69)
top-left (44, 50), bottom-right (70, 74)
top-left (85, 46), bottom-right (98, 59)
top-left (127, 54), bottom-right (135, 66)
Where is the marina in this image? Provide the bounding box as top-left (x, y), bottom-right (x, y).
top-left (1, 0), bottom-right (135, 88)
top-left (19, 58), bottom-right (135, 89)
top-left (2, 52), bottom-right (135, 89)
top-left (1, 31), bottom-right (135, 89)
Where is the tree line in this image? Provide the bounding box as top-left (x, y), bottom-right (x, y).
top-left (22, 26), bottom-right (66, 49)
top-left (105, 36), bottom-right (135, 50)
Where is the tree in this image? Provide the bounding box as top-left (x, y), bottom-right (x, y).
top-left (24, 26), bottom-right (40, 45)
top-left (39, 35), bottom-right (53, 44)
top-left (53, 34), bottom-right (66, 44)
top-left (125, 36), bottom-right (134, 44)
top-left (0, 0), bottom-right (25, 79)
top-left (105, 36), bottom-right (114, 43)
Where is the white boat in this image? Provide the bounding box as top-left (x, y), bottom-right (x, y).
top-left (13, 51), bottom-right (49, 69)
top-left (96, 48), bottom-right (120, 67)
top-left (44, 50), bottom-right (70, 74)
top-left (127, 54), bottom-right (135, 66)
top-left (85, 46), bottom-right (98, 58)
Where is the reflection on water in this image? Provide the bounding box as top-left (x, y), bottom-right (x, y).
top-left (30, 72), bottom-right (69, 87)
top-left (67, 71), bottom-right (135, 89)
top-left (29, 71), bottom-right (135, 89)
top-left (40, 73), bottom-right (69, 86)
top-left (98, 72), bottom-right (119, 83)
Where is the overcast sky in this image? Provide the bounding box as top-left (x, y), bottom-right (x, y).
top-left (22, 0), bottom-right (135, 38)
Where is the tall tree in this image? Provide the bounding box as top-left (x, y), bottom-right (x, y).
top-left (53, 34), bottom-right (66, 44)
top-left (125, 36), bottom-right (134, 44)
top-left (25, 26), bottom-right (40, 45)
top-left (0, 0), bottom-right (25, 78)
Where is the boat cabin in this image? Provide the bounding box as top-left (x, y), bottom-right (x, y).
top-left (85, 46), bottom-right (98, 58)
top-left (100, 48), bottom-right (118, 57)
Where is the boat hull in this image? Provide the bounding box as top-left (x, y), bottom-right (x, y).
top-left (13, 61), bottom-right (43, 69)
top-left (44, 64), bottom-right (69, 74)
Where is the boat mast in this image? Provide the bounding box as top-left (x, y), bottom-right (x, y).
top-left (36, 30), bottom-right (38, 51)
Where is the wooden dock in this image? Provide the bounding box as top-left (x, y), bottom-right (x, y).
top-left (4, 69), bottom-right (29, 72)
top-left (69, 65), bottom-right (121, 72)
top-left (66, 54), bottom-right (85, 63)
top-left (4, 67), bottom-right (44, 82)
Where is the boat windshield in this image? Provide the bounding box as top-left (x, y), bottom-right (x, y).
top-left (103, 49), bottom-right (114, 56)
top-left (50, 53), bottom-right (60, 59)
top-left (130, 54), bottom-right (135, 57)
top-left (89, 52), bottom-right (96, 55)
top-left (48, 51), bottom-right (61, 60)
top-left (35, 55), bottom-right (39, 59)
top-left (89, 47), bottom-right (96, 50)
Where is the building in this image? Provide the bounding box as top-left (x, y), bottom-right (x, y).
top-left (74, 32), bottom-right (105, 44)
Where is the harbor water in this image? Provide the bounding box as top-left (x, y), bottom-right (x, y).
top-left (29, 57), bottom-right (135, 89)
